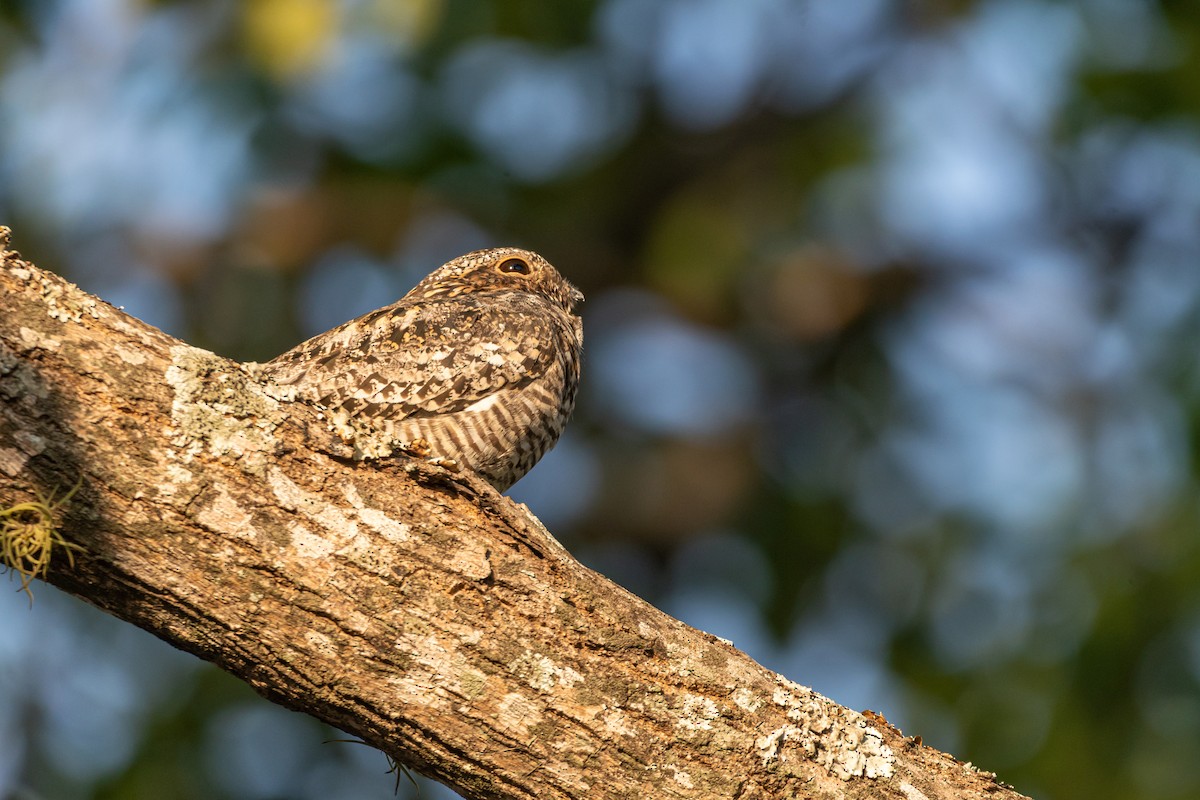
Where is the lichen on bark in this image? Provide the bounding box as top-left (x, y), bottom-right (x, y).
top-left (165, 344), bottom-right (282, 472)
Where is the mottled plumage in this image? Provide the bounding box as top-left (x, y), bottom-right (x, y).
top-left (262, 247), bottom-right (583, 491)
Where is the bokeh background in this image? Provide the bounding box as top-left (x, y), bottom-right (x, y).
top-left (2, 0), bottom-right (1200, 798)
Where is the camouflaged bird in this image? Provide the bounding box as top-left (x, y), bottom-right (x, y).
top-left (262, 247), bottom-right (583, 491)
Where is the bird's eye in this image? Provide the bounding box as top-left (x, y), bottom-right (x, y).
top-left (497, 258), bottom-right (531, 275)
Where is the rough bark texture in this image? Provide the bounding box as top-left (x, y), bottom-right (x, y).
top-left (0, 228), bottom-right (1029, 800)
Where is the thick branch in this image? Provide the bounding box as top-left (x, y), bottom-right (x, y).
top-left (0, 228), bottom-right (1026, 800)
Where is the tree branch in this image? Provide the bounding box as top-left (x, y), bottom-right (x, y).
top-left (0, 227), bottom-right (1026, 800)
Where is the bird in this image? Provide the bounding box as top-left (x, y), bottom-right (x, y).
top-left (260, 247), bottom-right (584, 492)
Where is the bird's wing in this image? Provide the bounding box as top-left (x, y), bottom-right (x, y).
top-left (263, 294), bottom-right (560, 420)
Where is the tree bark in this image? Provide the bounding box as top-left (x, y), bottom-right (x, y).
top-left (0, 227), bottom-right (1028, 800)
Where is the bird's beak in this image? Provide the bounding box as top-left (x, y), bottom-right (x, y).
top-left (568, 283), bottom-right (584, 311)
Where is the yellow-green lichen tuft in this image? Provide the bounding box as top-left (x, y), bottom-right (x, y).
top-left (1, 479), bottom-right (83, 604)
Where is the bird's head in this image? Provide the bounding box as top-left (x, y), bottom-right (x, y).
top-left (409, 247), bottom-right (583, 313)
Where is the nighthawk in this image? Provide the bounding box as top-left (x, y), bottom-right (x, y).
top-left (261, 247), bottom-right (583, 491)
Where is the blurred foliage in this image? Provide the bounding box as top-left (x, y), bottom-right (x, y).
top-left (3, 1), bottom-right (1200, 799)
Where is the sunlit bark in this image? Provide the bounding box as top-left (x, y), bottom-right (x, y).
top-left (0, 228), bottom-right (1026, 800)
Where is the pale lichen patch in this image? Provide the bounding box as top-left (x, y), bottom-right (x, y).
top-left (447, 538), bottom-right (492, 581)
top-left (341, 608), bottom-right (373, 635)
top-left (269, 468), bottom-right (375, 565)
top-left (290, 522), bottom-right (336, 560)
top-left (668, 766), bottom-right (694, 789)
top-left (114, 344), bottom-right (146, 365)
top-left (390, 630), bottom-right (481, 704)
top-left (458, 669), bottom-right (488, 700)
top-left (509, 651), bottom-right (584, 692)
top-left (305, 630), bottom-right (337, 659)
top-left (497, 691), bottom-right (544, 734)
top-left (0, 448), bottom-right (28, 478)
top-left (757, 675), bottom-right (895, 781)
top-left (676, 693), bottom-right (721, 731)
top-left (900, 782), bottom-right (932, 800)
top-left (342, 484), bottom-right (410, 543)
top-left (732, 686), bottom-right (762, 713)
top-left (19, 327), bottom-right (60, 351)
top-left (157, 463), bottom-right (198, 500)
top-left (12, 431), bottom-right (46, 457)
top-left (267, 467), bottom-right (322, 516)
top-left (269, 469), bottom-right (406, 580)
top-left (194, 485), bottom-right (257, 541)
top-left (598, 705), bottom-right (636, 738)
top-left (36, 273), bottom-right (101, 324)
top-left (165, 345), bottom-right (280, 472)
